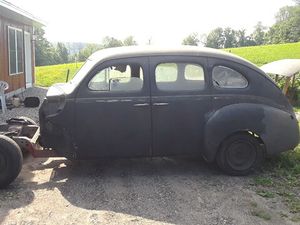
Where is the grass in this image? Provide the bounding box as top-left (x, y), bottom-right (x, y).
top-left (291, 215), bottom-right (300, 222)
top-left (253, 145), bottom-right (300, 217)
top-left (253, 177), bottom-right (274, 186)
top-left (249, 200), bottom-right (272, 221)
top-left (35, 62), bottom-right (83, 87)
top-left (225, 42), bottom-right (300, 66)
top-left (256, 190), bottom-right (275, 198)
top-left (251, 209), bottom-right (272, 221)
top-left (294, 106), bottom-right (300, 113)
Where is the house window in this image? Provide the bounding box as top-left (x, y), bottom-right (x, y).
top-left (8, 27), bottom-right (23, 75)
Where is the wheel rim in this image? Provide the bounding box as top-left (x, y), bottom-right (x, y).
top-left (226, 140), bottom-right (257, 171)
top-left (0, 152), bottom-right (7, 174)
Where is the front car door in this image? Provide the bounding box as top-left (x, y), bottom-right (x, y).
top-left (149, 56), bottom-right (211, 156)
top-left (74, 57), bottom-right (151, 159)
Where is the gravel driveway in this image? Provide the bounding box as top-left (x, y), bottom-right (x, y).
top-left (0, 87), bottom-right (297, 225)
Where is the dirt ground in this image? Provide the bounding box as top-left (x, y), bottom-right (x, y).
top-left (0, 155), bottom-right (297, 225)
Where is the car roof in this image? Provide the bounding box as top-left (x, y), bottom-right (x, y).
top-left (89, 46), bottom-right (264, 74)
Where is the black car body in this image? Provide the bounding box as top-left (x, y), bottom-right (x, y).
top-left (39, 46), bottom-right (299, 174)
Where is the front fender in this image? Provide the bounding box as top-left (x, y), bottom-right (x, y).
top-left (203, 103), bottom-right (299, 162)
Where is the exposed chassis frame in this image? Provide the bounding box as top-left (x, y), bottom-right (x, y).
top-left (0, 119), bottom-right (57, 158)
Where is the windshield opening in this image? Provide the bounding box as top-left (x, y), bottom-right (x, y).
top-left (69, 59), bottom-right (96, 86)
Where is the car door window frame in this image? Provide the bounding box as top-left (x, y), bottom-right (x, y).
top-left (88, 64), bottom-right (144, 92)
top-left (76, 57), bottom-right (150, 98)
top-left (150, 56), bottom-right (209, 95)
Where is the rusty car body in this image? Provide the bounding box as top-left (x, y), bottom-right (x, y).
top-left (0, 46), bottom-right (299, 187)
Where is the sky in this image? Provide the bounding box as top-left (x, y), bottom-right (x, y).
top-left (7, 0), bottom-right (296, 45)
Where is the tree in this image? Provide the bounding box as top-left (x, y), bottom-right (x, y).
top-left (251, 22), bottom-right (267, 45)
top-left (223, 28), bottom-right (237, 48)
top-left (205, 28), bottom-right (224, 49)
top-left (235, 29), bottom-right (256, 47)
top-left (123, 36), bottom-right (137, 46)
top-left (266, 5), bottom-right (300, 43)
top-left (182, 33), bottom-right (199, 46)
top-left (236, 29), bottom-right (246, 47)
top-left (77, 43), bottom-right (102, 61)
top-left (34, 27), bottom-right (56, 66)
top-left (55, 42), bottom-right (69, 64)
top-left (101, 36), bottom-right (123, 48)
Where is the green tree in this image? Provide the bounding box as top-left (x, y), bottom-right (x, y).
top-left (236, 29), bottom-right (246, 47)
top-left (251, 22), bottom-right (267, 45)
top-left (77, 43), bottom-right (102, 61)
top-left (101, 36), bottom-right (123, 48)
top-left (266, 5), bottom-right (300, 43)
top-left (34, 27), bottom-right (56, 66)
top-left (223, 28), bottom-right (237, 48)
top-left (182, 33), bottom-right (199, 46)
top-left (123, 36), bottom-right (137, 46)
top-left (55, 42), bottom-right (69, 64)
top-left (205, 28), bottom-right (224, 49)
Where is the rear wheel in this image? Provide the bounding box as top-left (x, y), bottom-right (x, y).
top-left (216, 133), bottom-right (265, 176)
top-left (0, 135), bottom-right (23, 188)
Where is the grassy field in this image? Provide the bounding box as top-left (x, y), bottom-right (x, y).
top-left (225, 42), bottom-right (300, 66)
top-left (35, 62), bottom-right (83, 87)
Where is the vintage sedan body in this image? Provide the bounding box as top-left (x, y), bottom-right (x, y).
top-left (39, 46), bottom-right (299, 175)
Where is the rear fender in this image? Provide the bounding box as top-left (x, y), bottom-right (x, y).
top-left (203, 103), bottom-right (299, 162)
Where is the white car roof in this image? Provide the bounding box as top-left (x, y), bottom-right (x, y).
top-left (261, 59), bottom-right (300, 77)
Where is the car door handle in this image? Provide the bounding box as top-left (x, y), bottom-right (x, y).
top-left (133, 103), bottom-right (149, 107)
top-left (153, 102), bottom-right (169, 106)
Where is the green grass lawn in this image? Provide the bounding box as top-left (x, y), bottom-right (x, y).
top-left (35, 62), bottom-right (83, 87)
top-left (225, 42), bottom-right (300, 66)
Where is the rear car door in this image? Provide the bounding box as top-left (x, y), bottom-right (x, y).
top-left (74, 57), bottom-right (151, 158)
top-left (149, 56), bottom-right (211, 156)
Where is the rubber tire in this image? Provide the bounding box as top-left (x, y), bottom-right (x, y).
top-left (24, 97), bottom-right (40, 108)
top-left (216, 133), bottom-right (265, 176)
top-left (0, 135), bottom-right (23, 188)
top-left (17, 116), bottom-right (37, 125)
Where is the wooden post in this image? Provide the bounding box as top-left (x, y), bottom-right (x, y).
top-left (282, 76), bottom-right (291, 96)
top-left (66, 69), bottom-right (70, 82)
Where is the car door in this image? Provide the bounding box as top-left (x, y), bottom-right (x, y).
top-left (74, 57), bottom-right (151, 158)
top-left (149, 56), bottom-right (211, 156)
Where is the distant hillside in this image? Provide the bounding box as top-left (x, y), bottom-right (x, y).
top-left (51, 42), bottom-right (90, 55)
top-left (225, 42), bottom-right (300, 66)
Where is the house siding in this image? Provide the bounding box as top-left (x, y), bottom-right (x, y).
top-left (0, 15), bottom-right (34, 94)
